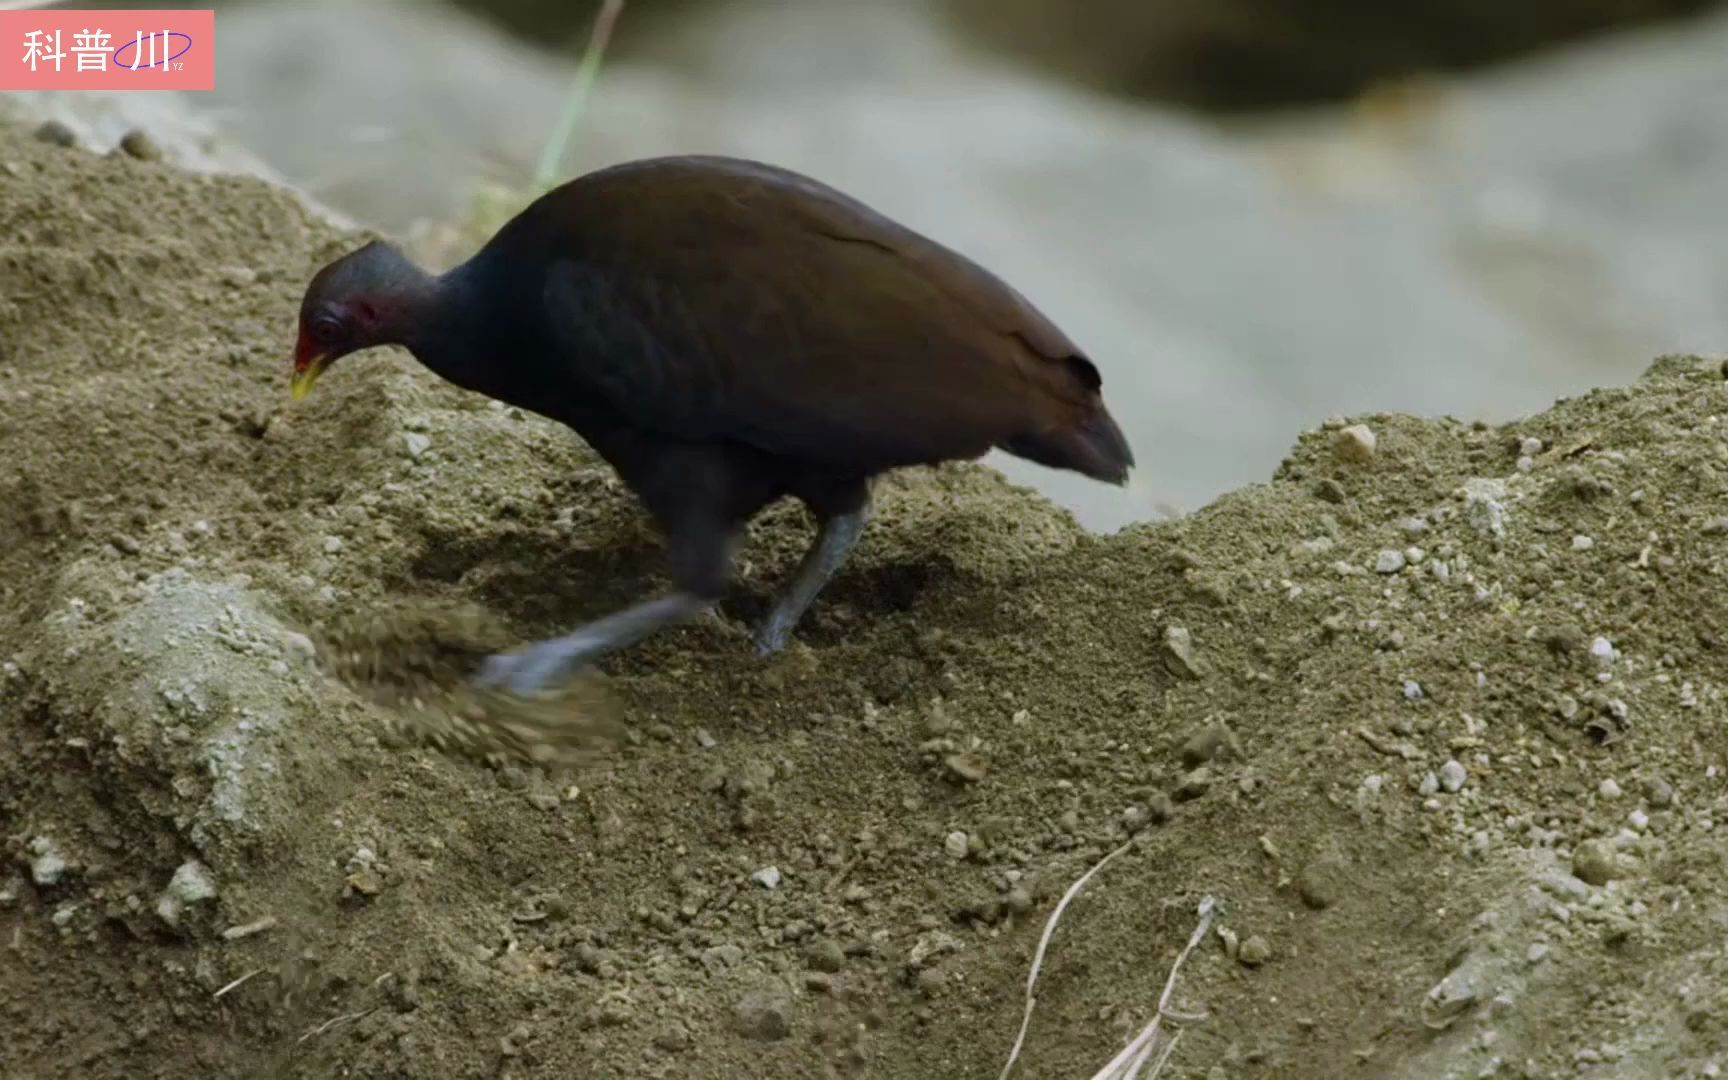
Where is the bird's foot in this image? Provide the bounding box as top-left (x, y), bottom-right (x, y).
top-left (472, 592), bottom-right (713, 696)
top-left (751, 617), bottom-right (792, 658)
top-left (473, 633), bottom-right (609, 697)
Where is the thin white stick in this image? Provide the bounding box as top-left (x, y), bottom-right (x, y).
top-left (1089, 895), bottom-right (1216, 1080)
top-left (997, 839), bottom-right (1133, 1080)
top-left (1136, 1029), bottom-right (1182, 1080)
top-left (212, 967), bottom-right (266, 1000)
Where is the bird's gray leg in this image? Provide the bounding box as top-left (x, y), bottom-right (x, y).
top-left (474, 518), bottom-right (737, 696)
top-left (473, 592), bottom-right (713, 694)
top-left (752, 505), bottom-right (868, 656)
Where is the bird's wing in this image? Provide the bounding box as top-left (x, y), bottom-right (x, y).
top-left (534, 157), bottom-right (1100, 469)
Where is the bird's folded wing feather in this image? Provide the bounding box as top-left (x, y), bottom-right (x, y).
top-left (537, 161), bottom-right (1096, 468)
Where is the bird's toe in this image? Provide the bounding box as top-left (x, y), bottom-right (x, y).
top-left (752, 621), bottom-right (789, 657)
top-left (473, 651), bottom-right (523, 690)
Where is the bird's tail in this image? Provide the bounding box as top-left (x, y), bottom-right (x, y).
top-left (1000, 405), bottom-right (1135, 486)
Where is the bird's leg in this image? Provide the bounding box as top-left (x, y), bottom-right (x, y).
top-left (473, 592), bottom-right (713, 694)
top-left (474, 520), bottom-right (737, 696)
top-left (752, 504), bottom-right (868, 656)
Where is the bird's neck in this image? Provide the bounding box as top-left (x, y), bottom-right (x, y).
top-left (397, 264), bottom-right (493, 391)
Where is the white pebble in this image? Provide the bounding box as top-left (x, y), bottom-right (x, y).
top-left (1418, 771), bottom-right (1440, 796)
top-left (1598, 778), bottom-right (1623, 800)
top-left (1463, 478), bottom-right (1509, 537)
top-left (28, 837), bottom-right (68, 886)
top-left (404, 432), bottom-right (432, 460)
top-left (1375, 549), bottom-right (1407, 574)
top-left (166, 860), bottom-right (218, 903)
top-left (944, 831), bottom-right (970, 860)
top-left (1589, 637), bottom-right (1617, 667)
top-left (750, 866), bottom-right (782, 890)
top-left (1519, 437), bottom-right (1543, 456)
top-left (1516, 455), bottom-right (1535, 473)
top-left (1628, 809), bottom-right (1649, 832)
top-left (1402, 680), bottom-right (1424, 701)
top-left (322, 535), bottom-right (344, 555)
top-left (1571, 535), bottom-right (1594, 551)
top-left (1526, 942), bottom-right (1550, 964)
top-left (1439, 760), bottom-right (1468, 793)
top-left (1362, 774), bottom-right (1384, 795)
top-left (1333, 424), bottom-right (1377, 463)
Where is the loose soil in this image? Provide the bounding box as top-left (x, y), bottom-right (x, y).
top-left (2, 119), bottom-right (1727, 1080)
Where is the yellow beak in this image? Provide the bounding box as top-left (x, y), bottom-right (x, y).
top-left (290, 354), bottom-right (330, 401)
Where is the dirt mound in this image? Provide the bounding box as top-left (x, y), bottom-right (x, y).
top-left (3, 120), bottom-right (1727, 1079)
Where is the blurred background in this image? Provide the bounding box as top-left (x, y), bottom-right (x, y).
top-left (10, 0), bottom-right (1728, 530)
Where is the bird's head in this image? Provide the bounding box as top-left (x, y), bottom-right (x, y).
top-left (291, 239), bottom-right (426, 400)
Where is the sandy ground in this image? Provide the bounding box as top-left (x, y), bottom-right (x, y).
top-left (3, 119), bottom-right (1728, 1080)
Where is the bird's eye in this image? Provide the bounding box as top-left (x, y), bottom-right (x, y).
top-left (312, 316), bottom-right (343, 344)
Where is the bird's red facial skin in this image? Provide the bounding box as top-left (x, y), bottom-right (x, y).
top-left (293, 327), bottom-right (317, 373)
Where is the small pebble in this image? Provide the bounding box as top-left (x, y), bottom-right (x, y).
top-left (156, 860), bottom-right (219, 926)
top-left (1598, 778), bottom-right (1623, 800)
top-left (28, 837), bottom-right (68, 886)
top-left (1572, 839), bottom-right (1621, 886)
top-left (1174, 767), bottom-right (1212, 802)
top-left (32, 120), bottom-right (75, 147)
top-left (1439, 760), bottom-right (1467, 793)
top-left (1332, 424), bottom-right (1377, 463)
top-left (805, 939), bottom-right (845, 973)
top-left (1180, 722), bottom-right (1238, 766)
top-left (1297, 857), bottom-right (1345, 910)
top-left (943, 831), bottom-right (970, 860)
top-left (733, 989), bottom-right (792, 1041)
top-left (322, 535), bottom-right (344, 555)
top-left (1418, 771), bottom-right (1440, 797)
top-left (944, 752), bottom-right (988, 783)
top-left (1519, 437), bottom-right (1543, 456)
top-left (652, 1024), bottom-right (692, 1053)
top-left (1526, 943), bottom-right (1550, 965)
top-left (404, 432), bottom-right (432, 460)
top-left (1402, 679), bottom-right (1424, 702)
top-left (1643, 777), bottom-right (1674, 808)
top-left (1589, 637), bottom-right (1617, 667)
top-left (1571, 535), bottom-right (1594, 551)
top-left (1374, 549), bottom-right (1407, 574)
top-left (750, 866), bottom-right (782, 890)
top-left (118, 128), bottom-right (162, 161)
top-left (1161, 625), bottom-right (1202, 678)
top-left (1627, 809), bottom-right (1649, 832)
top-left (1237, 935), bottom-right (1273, 967)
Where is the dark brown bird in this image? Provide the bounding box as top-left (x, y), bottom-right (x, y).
top-left (291, 155), bottom-right (1133, 695)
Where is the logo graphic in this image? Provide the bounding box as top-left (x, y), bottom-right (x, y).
top-left (2, 9), bottom-right (213, 91)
